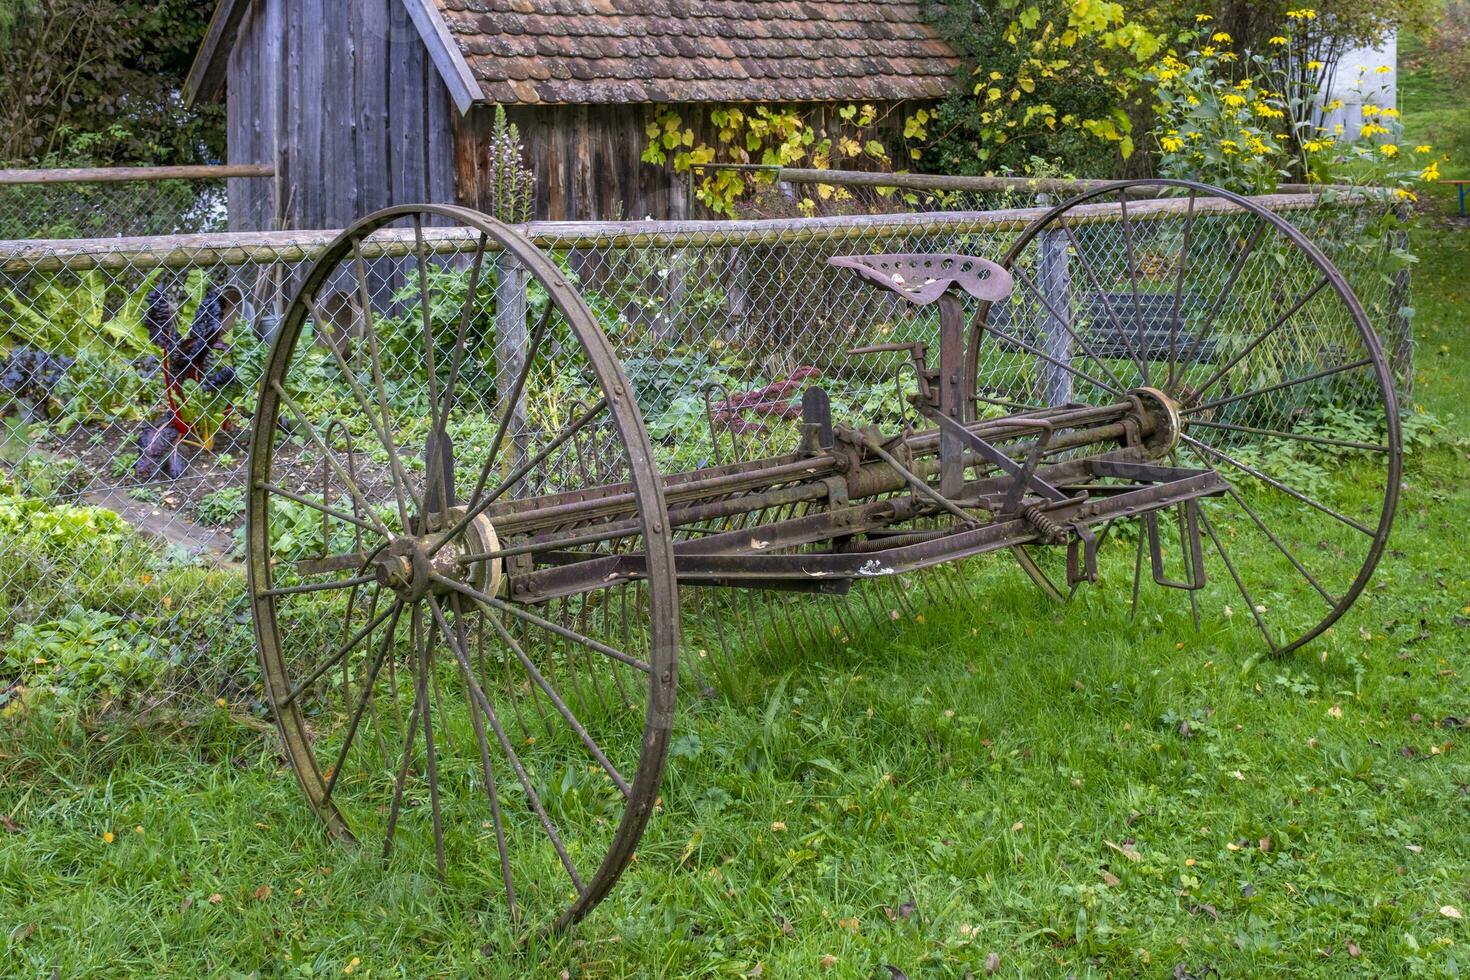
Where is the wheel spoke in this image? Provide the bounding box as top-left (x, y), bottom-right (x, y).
top-left (1198, 507), bottom-right (1277, 653)
top-left (1173, 221), bottom-right (1268, 373)
top-left (1010, 267), bottom-right (1129, 392)
top-left (351, 235), bottom-right (425, 518)
top-left (1165, 191), bottom-right (1197, 391)
top-left (270, 380), bottom-right (395, 539)
top-left (480, 603), bottom-right (632, 798)
top-left (323, 602), bottom-right (405, 806)
top-left (1116, 194), bottom-right (1149, 385)
top-left (1057, 217), bottom-right (1150, 384)
top-left (1184, 357), bottom-right (1374, 417)
top-left (278, 599), bottom-right (402, 710)
top-left (260, 573), bottom-right (378, 598)
top-left (436, 233), bottom-right (489, 436)
top-left (425, 595), bottom-right (587, 896)
top-left (1181, 434), bottom-right (1373, 536)
top-left (308, 295), bottom-right (417, 531)
top-left (1189, 275), bottom-right (1331, 400)
top-left (413, 216), bottom-right (445, 435)
top-left (1221, 485), bottom-right (1338, 606)
top-left (469, 299), bottom-right (557, 504)
top-left (979, 321), bottom-right (1124, 399)
top-left (414, 604), bottom-right (448, 880)
top-left (1187, 417), bottom-right (1388, 453)
top-left (432, 396), bottom-right (610, 558)
top-left (446, 592), bottom-right (518, 920)
top-left (258, 481), bottom-right (385, 538)
top-left (431, 574), bottom-right (653, 674)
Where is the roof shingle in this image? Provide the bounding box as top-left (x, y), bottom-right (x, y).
top-left (433, 0), bottom-right (962, 105)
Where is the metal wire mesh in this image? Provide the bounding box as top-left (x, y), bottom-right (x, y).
top-left (0, 189), bottom-right (1408, 716)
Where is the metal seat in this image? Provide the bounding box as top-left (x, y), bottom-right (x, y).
top-left (828, 253), bottom-right (1014, 306)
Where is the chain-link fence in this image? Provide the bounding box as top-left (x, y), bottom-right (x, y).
top-left (0, 185), bottom-right (1408, 718)
top-left (0, 166), bottom-right (274, 239)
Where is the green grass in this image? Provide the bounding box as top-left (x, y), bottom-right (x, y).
top-left (5, 58), bottom-right (1470, 980)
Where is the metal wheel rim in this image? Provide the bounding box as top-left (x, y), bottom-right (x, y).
top-left (245, 204), bottom-right (680, 932)
top-left (967, 178), bottom-right (1401, 655)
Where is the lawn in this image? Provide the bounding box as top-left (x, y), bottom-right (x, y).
top-left (3, 63), bottom-right (1470, 980)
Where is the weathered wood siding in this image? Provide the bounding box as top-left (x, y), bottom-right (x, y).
top-left (456, 102), bottom-right (923, 222)
top-left (226, 0), bottom-right (456, 231)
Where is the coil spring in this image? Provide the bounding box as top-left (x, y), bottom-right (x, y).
top-left (1021, 504), bottom-right (1067, 544)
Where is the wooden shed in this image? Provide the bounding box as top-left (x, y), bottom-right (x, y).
top-left (184, 0), bottom-right (961, 229)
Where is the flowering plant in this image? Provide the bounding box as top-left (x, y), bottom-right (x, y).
top-left (1148, 10), bottom-right (1438, 199)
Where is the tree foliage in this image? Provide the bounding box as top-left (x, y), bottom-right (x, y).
top-left (920, 0), bottom-right (1436, 178)
top-left (0, 0), bottom-right (222, 166)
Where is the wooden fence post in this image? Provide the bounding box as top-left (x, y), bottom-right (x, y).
top-left (494, 252), bottom-right (530, 479)
top-left (1037, 193), bottom-right (1073, 405)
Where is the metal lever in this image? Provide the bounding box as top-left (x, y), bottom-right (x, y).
top-left (847, 342), bottom-right (934, 405)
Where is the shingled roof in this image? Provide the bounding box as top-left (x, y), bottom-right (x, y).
top-left (432, 0), bottom-right (962, 106)
top-left (185, 0), bottom-right (961, 111)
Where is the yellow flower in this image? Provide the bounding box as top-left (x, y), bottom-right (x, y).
top-left (1286, 8), bottom-right (1317, 19)
top-left (1393, 188), bottom-right (1418, 201)
top-left (1422, 160), bottom-right (1440, 181)
top-left (1415, 145), bottom-right (1433, 154)
top-left (1269, 36), bottom-right (1289, 45)
top-left (1381, 107), bottom-right (1400, 119)
top-left (1195, 12), bottom-right (1213, 21)
top-left (1375, 65), bottom-right (1391, 74)
top-left (1326, 98), bottom-right (1343, 110)
top-left (1161, 135), bottom-right (1185, 152)
top-left (1222, 93), bottom-right (1247, 108)
top-left (1211, 32), bottom-right (1232, 43)
top-left (1201, 45), bottom-right (1216, 57)
top-left (1379, 143), bottom-right (1399, 158)
top-left (1307, 60), bottom-right (1324, 71)
top-left (1361, 104), bottom-right (1381, 118)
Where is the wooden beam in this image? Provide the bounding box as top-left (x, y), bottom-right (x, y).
top-left (184, 0), bottom-right (253, 106)
top-left (0, 192), bottom-right (1354, 275)
top-left (0, 165), bottom-right (274, 187)
top-left (397, 0), bottom-right (481, 114)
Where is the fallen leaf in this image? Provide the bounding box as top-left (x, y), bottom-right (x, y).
top-left (837, 916), bottom-right (860, 934)
top-left (102, 831), bottom-right (114, 844)
top-left (254, 884), bottom-right (272, 901)
top-left (882, 966), bottom-right (909, 980)
top-left (1011, 821), bottom-right (1024, 832)
top-left (10, 922), bottom-right (36, 943)
top-left (0, 815), bottom-right (21, 833)
top-left (1442, 906), bottom-right (1463, 920)
top-left (1105, 839), bottom-right (1141, 862)
top-left (1328, 705), bottom-right (1343, 719)
top-left (1408, 844), bottom-right (1424, 854)
top-left (1259, 836), bottom-right (1272, 853)
top-left (985, 951), bottom-right (1002, 973)
top-left (818, 954), bottom-right (838, 970)
top-left (746, 963), bottom-right (764, 978)
top-left (1100, 869), bottom-right (1121, 887)
top-left (1348, 942), bottom-right (1361, 957)
top-left (778, 915), bottom-right (795, 937)
top-left (208, 893), bottom-right (223, 904)
top-left (771, 821), bottom-right (787, 832)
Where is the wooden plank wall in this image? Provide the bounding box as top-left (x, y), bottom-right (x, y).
top-left (226, 0), bottom-right (457, 231)
top-left (456, 101), bottom-right (921, 222)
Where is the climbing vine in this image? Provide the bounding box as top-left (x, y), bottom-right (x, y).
top-left (641, 103), bottom-right (926, 217)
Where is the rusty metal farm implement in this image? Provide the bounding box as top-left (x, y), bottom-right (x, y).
top-left (246, 180), bottom-right (1400, 931)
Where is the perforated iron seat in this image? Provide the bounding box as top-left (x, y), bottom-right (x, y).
top-left (828, 253), bottom-right (1014, 306)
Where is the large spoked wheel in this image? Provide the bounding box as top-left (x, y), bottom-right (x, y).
top-left (246, 205), bottom-right (679, 933)
top-left (968, 179), bottom-right (1401, 656)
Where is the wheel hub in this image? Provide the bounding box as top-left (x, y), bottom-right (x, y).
top-left (371, 508), bottom-right (503, 602)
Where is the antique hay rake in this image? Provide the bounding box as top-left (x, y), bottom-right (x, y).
top-left (245, 180), bottom-right (1401, 931)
